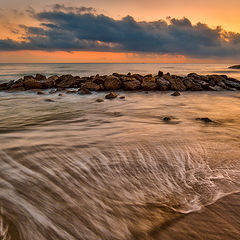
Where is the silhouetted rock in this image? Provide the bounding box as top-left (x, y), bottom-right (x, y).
top-left (229, 65), bottom-right (240, 69)
top-left (158, 71), bottom-right (163, 77)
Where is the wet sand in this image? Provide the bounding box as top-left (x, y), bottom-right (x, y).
top-left (154, 193), bottom-right (240, 240)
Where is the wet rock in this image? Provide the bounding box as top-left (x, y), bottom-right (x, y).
top-left (9, 79), bottom-right (24, 89)
top-left (24, 78), bottom-right (42, 90)
top-left (45, 99), bottom-right (55, 102)
top-left (123, 79), bottom-right (141, 90)
top-left (169, 78), bottom-right (186, 91)
top-left (78, 88), bottom-right (92, 95)
top-left (163, 117), bottom-right (171, 122)
top-left (196, 117), bottom-right (213, 123)
top-left (56, 75), bottom-right (78, 88)
top-left (93, 75), bottom-right (105, 85)
top-left (208, 86), bottom-right (225, 91)
top-left (105, 92), bottom-right (118, 99)
top-left (0, 82), bottom-right (8, 90)
top-left (157, 77), bottom-right (170, 91)
top-left (58, 93), bottom-right (63, 97)
top-left (171, 91), bottom-right (181, 96)
top-left (49, 89), bottom-right (57, 94)
top-left (119, 96), bottom-right (125, 99)
top-left (43, 75), bottom-right (59, 88)
top-left (96, 98), bottom-right (104, 102)
top-left (131, 74), bottom-right (144, 81)
top-left (183, 78), bottom-right (195, 90)
top-left (224, 79), bottom-right (240, 89)
top-left (104, 75), bottom-right (122, 90)
top-left (81, 81), bottom-right (100, 91)
top-left (66, 90), bottom-right (77, 94)
top-left (35, 74), bottom-right (46, 81)
top-left (141, 77), bottom-right (157, 90)
top-left (187, 73), bottom-right (201, 79)
top-left (37, 91), bottom-right (45, 95)
top-left (24, 75), bottom-right (34, 81)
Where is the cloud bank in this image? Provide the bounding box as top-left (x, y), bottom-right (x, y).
top-left (1, 4), bottom-right (240, 58)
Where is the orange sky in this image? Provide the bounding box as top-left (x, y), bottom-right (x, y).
top-left (1, 0), bottom-right (240, 63)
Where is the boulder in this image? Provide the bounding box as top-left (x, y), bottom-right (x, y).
top-left (56, 75), bottom-right (78, 88)
top-left (105, 92), bottom-right (118, 99)
top-left (93, 75), bottom-right (105, 85)
top-left (78, 88), bottom-right (92, 95)
top-left (9, 79), bottom-right (24, 89)
top-left (43, 75), bottom-right (59, 88)
top-left (104, 75), bottom-right (122, 90)
top-left (183, 78), bottom-right (195, 90)
top-left (123, 79), bottom-right (141, 90)
top-left (208, 86), bottom-right (225, 91)
top-left (169, 78), bottom-right (186, 91)
top-left (24, 78), bottom-right (42, 90)
top-left (224, 79), bottom-right (240, 89)
top-left (81, 81), bottom-right (100, 91)
top-left (141, 77), bottom-right (157, 90)
top-left (96, 98), bottom-right (104, 102)
top-left (35, 74), bottom-right (46, 81)
top-left (156, 77), bottom-right (170, 91)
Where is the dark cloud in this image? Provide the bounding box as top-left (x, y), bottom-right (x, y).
top-left (1, 6), bottom-right (240, 58)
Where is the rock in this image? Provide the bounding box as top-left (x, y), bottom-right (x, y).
top-left (24, 78), bottom-right (42, 90)
top-left (45, 99), bottom-right (55, 102)
top-left (123, 79), bottom-right (141, 90)
top-left (81, 81), bottom-right (100, 91)
top-left (0, 82), bottom-right (8, 90)
top-left (163, 117), bottom-right (171, 122)
top-left (119, 96), bottom-right (125, 99)
top-left (127, 72), bottom-right (131, 76)
top-left (96, 98), bottom-right (104, 102)
top-left (141, 77), bottom-right (157, 90)
top-left (183, 78), bottom-right (195, 90)
top-left (78, 88), bottom-right (92, 95)
top-left (93, 75), bottom-right (105, 85)
top-left (66, 90), bottom-right (77, 94)
top-left (104, 75), bottom-right (122, 90)
top-left (208, 86), bottom-right (225, 91)
top-left (157, 77), bottom-right (170, 91)
top-left (49, 89), bottom-right (57, 94)
top-left (56, 75), bottom-right (78, 88)
top-left (121, 76), bottom-right (136, 82)
top-left (131, 74), bottom-right (144, 81)
top-left (171, 91), bottom-right (181, 96)
top-left (24, 75), bottom-right (34, 81)
top-left (105, 92), bottom-right (118, 99)
top-left (224, 79), bottom-right (240, 89)
top-left (43, 75), bottom-right (59, 88)
top-left (58, 93), bottom-right (63, 97)
top-left (158, 71), bottom-right (163, 77)
top-left (229, 65), bottom-right (240, 69)
top-left (37, 91), bottom-right (44, 95)
top-left (9, 79), bottom-right (24, 89)
top-left (35, 74), bottom-right (46, 81)
top-left (169, 78), bottom-right (186, 91)
top-left (196, 117), bottom-right (213, 123)
top-left (187, 73), bottom-right (201, 79)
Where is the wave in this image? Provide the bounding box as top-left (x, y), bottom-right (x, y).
top-left (0, 141), bottom-right (240, 239)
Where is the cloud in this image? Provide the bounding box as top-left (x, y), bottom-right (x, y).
top-left (1, 6), bottom-right (240, 58)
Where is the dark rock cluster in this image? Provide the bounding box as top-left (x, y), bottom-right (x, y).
top-left (0, 72), bottom-right (240, 93)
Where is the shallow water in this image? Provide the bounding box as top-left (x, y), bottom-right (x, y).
top-left (0, 90), bottom-right (240, 239)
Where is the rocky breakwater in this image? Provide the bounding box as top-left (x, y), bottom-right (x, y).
top-left (0, 71), bottom-right (240, 94)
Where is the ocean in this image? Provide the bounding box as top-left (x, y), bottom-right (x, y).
top-left (0, 63), bottom-right (240, 240)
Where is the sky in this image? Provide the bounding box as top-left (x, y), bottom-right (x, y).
top-left (0, 0), bottom-right (240, 63)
